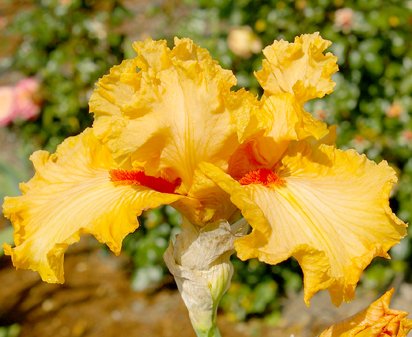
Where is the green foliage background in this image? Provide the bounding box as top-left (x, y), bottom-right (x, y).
top-left (1, 0), bottom-right (412, 323)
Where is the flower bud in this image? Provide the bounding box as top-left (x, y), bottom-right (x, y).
top-left (164, 218), bottom-right (248, 336)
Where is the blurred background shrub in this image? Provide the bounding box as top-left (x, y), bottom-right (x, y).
top-left (1, 0), bottom-right (129, 150)
top-left (1, 0), bottom-right (412, 324)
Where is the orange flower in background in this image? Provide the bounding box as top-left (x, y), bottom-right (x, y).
top-left (2, 34), bottom-right (407, 308)
top-left (386, 102), bottom-right (403, 119)
top-left (319, 289), bottom-right (412, 337)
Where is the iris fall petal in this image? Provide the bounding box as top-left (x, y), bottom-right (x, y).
top-left (3, 129), bottom-right (181, 283)
top-left (200, 142), bottom-right (406, 305)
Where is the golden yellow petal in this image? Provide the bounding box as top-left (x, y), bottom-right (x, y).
top-left (200, 142), bottom-right (406, 305)
top-left (90, 37), bottom-right (244, 193)
top-left (2, 129), bottom-right (181, 283)
top-left (255, 33), bottom-right (338, 102)
top-left (227, 88), bottom-right (262, 143)
top-left (227, 93), bottom-right (329, 180)
top-left (319, 289), bottom-right (412, 337)
top-left (261, 93), bottom-right (329, 141)
top-left (172, 168), bottom-right (238, 226)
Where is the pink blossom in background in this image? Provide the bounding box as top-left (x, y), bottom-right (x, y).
top-left (334, 8), bottom-right (354, 33)
top-left (0, 86), bottom-right (17, 126)
top-left (402, 130), bottom-right (412, 142)
top-left (0, 77), bottom-right (41, 126)
top-left (14, 78), bottom-right (41, 120)
top-left (314, 109), bottom-right (327, 121)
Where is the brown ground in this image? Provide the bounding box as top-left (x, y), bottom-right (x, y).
top-left (0, 239), bottom-right (291, 337)
top-left (1, 238), bottom-right (412, 337)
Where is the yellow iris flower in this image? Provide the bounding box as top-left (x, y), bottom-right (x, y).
top-left (2, 34), bottom-right (406, 307)
top-left (319, 289), bottom-right (412, 336)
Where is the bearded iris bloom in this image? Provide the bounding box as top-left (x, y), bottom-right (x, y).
top-left (2, 33), bottom-right (406, 311)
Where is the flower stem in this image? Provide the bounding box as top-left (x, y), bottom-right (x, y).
top-left (194, 325), bottom-right (222, 337)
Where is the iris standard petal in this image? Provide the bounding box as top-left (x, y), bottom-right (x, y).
top-left (90, 37), bottom-right (244, 193)
top-left (3, 129), bottom-right (181, 283)
top-left (228, 93), bottom-right (329, 180)
top-left (262, 93), bottom-right (329, 142)
top-left (200, 142), bottom-right (406, 305)
top-left (255, 33), bottom-right (338, 102)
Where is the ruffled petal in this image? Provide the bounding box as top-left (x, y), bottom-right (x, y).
top-left (228, 93), bottom-right (328, 180)
top-left (227, 88), bottom-right (262, 143)
top-left (255, 33), bottom-right (338, 102)
top-left (2, 129), bottom-right (181, 283)
top-left (200, 142), bottom-right (406, 305)
top-left (319, 289), bottom-right (412, 337)
top-left (262, 93), bottom-right (328, 142)
top-left (90, 37), bottom-right (244, 193)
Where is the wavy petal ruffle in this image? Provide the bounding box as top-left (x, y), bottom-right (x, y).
top-left (90, 38), bottom-right (246, 193)
top-left (255, 33), bottom-right (338, 102)
top-left (3, 129), bottom-right (181, 283)
top-left (319, 289), bottom-right (412, 336)
top-left (200, 142), bottom-right (406, 305)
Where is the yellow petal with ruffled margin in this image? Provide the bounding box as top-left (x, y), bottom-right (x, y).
top-left (255, 33), bottom-right (338, 102)
top-left (261, 93), bottom-right (329, 142)
top-left (2, 129), bottom-right (181, 283)
top-left (200, 142), bottom-right (406, 306)
top-left (90, 37), bottom-right (243, 194)
top-left (319, 288), bottom-right (412, 337)
top-left (227, 93), bottom-right (329, 180)
top-left (232, 92), bottom-right (328, 144)
top-left (227, 88), bottom-right (262, 143)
